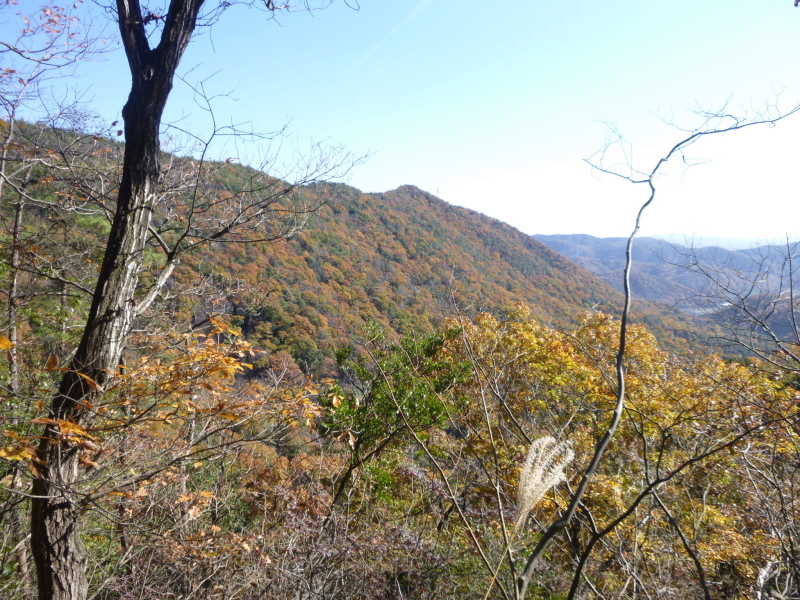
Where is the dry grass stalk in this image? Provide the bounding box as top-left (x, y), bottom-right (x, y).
top-left (482, 436), bottom-right (575, 600)
top-left (513, 436), bottom-right (574, 533)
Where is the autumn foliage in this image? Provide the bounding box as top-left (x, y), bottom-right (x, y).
top-left (0, 4), bottom-right (798, 597)
top-left (0, 114), bottom-right (797, 596)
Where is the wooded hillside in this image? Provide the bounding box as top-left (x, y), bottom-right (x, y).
top-left (176, 182), bottom-right (701, 376)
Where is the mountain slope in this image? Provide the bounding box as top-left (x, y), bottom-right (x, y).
top-left (1, 122), bottom-right (694, 377)
top-left (180, 185), bottom-right (695, 375)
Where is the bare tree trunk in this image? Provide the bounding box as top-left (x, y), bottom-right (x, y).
top-left (0, 112), bottom-right (22, 398)
top-left (8, 195), bottom-right (23, 398)
top-left (0, 85), bottom-right (34, 599)
top-left (30, 2), bottom-right (205, 599)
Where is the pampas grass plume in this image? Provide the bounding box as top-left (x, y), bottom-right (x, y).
top-left (482, 437), bottom-right (575, 600)
top-left (514, 437), bottom-right (574, 532)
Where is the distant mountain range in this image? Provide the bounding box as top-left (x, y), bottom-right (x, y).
top-left (533, 233), bottom-right (792, 308)
top-left (654, 234), bottom-right (769, 250)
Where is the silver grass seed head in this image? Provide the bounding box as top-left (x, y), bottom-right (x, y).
top-left (514, 436), bottom-right (574, 532)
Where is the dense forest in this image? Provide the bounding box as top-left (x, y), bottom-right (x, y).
top-left (175, 181), bottom-right (703, 379)
top-left (1, 3), bottom-right (799, 600)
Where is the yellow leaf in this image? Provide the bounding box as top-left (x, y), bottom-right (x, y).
top-left (0, 445), bottom-right (36, 461)
top-left (57, 420), bottom-right (97, 441)
top-left (198, 490), bottom-right (215, 498)
top-left (0, 336), bottom-right (13, 350)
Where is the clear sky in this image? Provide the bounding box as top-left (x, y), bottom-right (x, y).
top-left (3, 1), bottom-right (799, 244)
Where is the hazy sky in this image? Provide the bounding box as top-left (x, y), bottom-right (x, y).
top-left (3, 1), bottom-right (799, 243)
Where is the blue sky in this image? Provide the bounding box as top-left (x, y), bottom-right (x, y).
top-left (3, 1), bottom-right (799, 243)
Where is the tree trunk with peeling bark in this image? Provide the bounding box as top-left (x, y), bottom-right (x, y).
top-left (30, 2), bottom-right (205, 598)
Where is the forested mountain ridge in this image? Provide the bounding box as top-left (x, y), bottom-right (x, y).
top-left (178, 182), bottom-right (697, 375)
top-left (0, 122), bottom-right (695, 379)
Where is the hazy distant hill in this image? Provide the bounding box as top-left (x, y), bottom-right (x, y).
top-left (533, 234), bottom-right (780, 305)
top-left (181, 185), bottom-right (697, 375)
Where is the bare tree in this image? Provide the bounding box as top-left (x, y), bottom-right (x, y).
top-left (673, 234), bottom-right (800, 600)
top-left (0, 1), bottom-right (106, 394)
top-left (0, 2), bottom-right (360, 599)
top-left (0, 5), bottom-right (109, 597)
top-left (520, 102), bottom-right (800, 600)
top-left (679, 239), bottom-right (800, 366)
